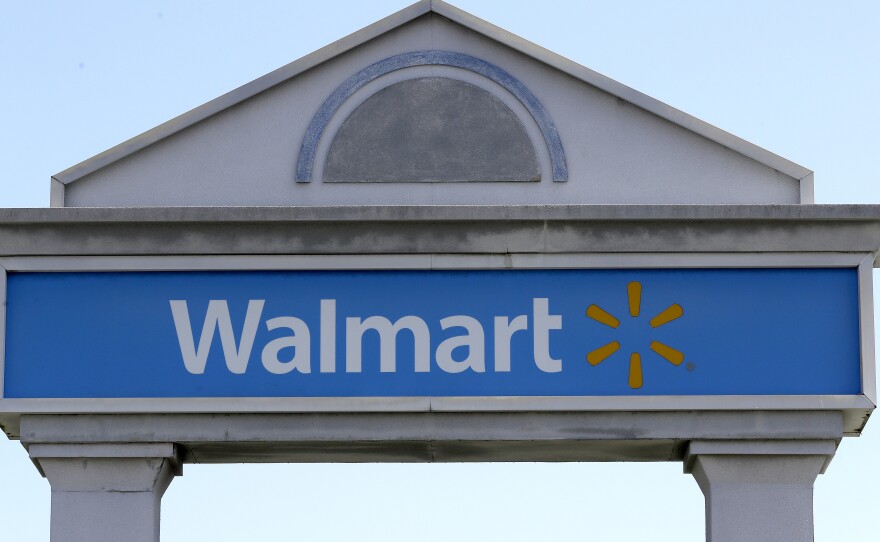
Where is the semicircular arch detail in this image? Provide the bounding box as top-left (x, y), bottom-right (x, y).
top-left (295, 51), bottom-right (568, 182)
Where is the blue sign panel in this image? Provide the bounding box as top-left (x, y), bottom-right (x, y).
top-left (2, 268), bottom-right (862, 398)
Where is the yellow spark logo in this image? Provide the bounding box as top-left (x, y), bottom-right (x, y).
top-left (585, 282), bottom-right (684, 389)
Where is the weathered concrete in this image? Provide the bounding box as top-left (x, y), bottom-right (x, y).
top-left (325, 77), bottom-right (539, 182)
top-left (6, 204), bottom-right (880, 223)
top-left (18, 411), bottom-right (844, 464)
top-left (1, 206), bottom-right (880, 260)
top-left (686, 440), bottom-right (836, 542)
top-left (28, 443), bottom-right (181, 542)
top-left (17, 416), bottom-right (845, 541)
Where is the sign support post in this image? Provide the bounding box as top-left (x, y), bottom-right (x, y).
top-left (686, 440), bottom-right (837, 541)
top-left (28, 443), bottom-right (180, 542)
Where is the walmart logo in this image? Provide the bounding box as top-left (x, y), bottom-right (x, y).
top-left (585, 282), bottom-right (684, 389)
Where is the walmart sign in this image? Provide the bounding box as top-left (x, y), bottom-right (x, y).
top-left (2, 268), bottom-right (862, 398)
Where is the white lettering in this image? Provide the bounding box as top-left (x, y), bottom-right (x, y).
top-left (493, 315), bottom-right (528, 372)
top-left (170, 296), bottom-right (564, 376)
top-left (436, 315), bottom-right (485, 373)
top-left (170, 300), bottom-right (264, 374)
top-left (320, 299), bottom-right (336, 373)
top-left (261, 316), bottom-right (311, 374)
top-left (533, 298), bottom-right (562, 372)
top-left (345, 316), bottom-right (430, 373)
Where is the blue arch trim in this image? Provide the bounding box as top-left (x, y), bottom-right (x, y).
top-left (295, 51), bottom-right (568, 182)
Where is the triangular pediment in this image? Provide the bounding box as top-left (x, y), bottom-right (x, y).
top-left (52, 0), bottom-right (811, 207)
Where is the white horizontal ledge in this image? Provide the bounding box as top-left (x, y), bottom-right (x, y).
top-left (0, 395), bottom-right (872, 414)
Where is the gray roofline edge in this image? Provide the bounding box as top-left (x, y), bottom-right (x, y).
top-left (2, 210), bottom-right (879, 263)
top-left (49, 0), bottom-right (812, 202)
top-left (6, 204), bottom-right (880, 223)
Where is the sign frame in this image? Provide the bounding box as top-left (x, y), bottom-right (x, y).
top-left (0, 252), bottom-right (875, 435)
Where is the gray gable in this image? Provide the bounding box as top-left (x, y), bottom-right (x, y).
top-left (51, 0), bottom-right (812, 207)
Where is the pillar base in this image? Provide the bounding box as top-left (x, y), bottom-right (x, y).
top-left (685, 440), bottom-right (836, 542)
top-left (28, 443), bottom-right (181, 542)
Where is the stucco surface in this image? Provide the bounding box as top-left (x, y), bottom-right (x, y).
top-left (325, 77), bottom-right (539, 182)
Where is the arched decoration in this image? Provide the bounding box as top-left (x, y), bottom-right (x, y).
top-left (296, 51), bottom-right (568, 182)
top-left (324, 77), bottom-right (540, 182)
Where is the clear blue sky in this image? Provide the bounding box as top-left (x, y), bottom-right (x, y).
top-left (1, 1), bottom-right (879, 540)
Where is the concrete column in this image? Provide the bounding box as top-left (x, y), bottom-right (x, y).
top-left (684, 440), bottom-right (836, 542)
top-left (28, 443), bottom-right (181, 542)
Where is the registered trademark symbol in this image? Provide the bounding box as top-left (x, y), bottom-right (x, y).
top-left (686, 362), bottom-right (695, 371)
